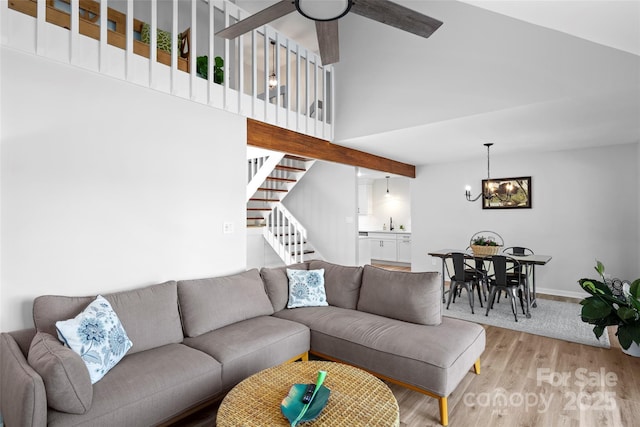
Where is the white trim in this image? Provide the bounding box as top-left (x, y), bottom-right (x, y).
top-left (536, 287), bottom-right (587, 301)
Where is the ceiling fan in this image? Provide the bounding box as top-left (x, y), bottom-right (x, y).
top-left (216, 0), bottom-right (443, 65)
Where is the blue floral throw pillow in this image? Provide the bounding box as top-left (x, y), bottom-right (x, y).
top-left (286, 268), bottom-right (328, 309)
top-left (55, 295), bottom-right (132, 384)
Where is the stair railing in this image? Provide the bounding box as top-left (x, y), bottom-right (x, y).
top-left (264, 202), bottom-right (307, 264)
top-left (247, 156), bottom-right (267, 182)
top-left (246, 152), bottom-right (285, 202)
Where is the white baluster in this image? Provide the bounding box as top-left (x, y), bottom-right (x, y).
top-left (99, 0), bottom-right (107, 72)
top-left (125, 0), bottom-right (133, 81)
top-left (190, 0), bottom-right (197, 100)
top-left (149, 0), bottom-right (157, 88)
top-left (70, 0), bottom-right (78, 64)
top-left (170, 0), bottom-right (178, 94)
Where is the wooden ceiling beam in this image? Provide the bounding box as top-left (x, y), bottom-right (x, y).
top-left (247, 119), bottom-right (416, 178)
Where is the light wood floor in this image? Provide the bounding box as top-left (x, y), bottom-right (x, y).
top-left (176, 265), bottom-right (640, 426)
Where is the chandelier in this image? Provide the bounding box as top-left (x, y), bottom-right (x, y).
top-left (465, 143), bottom-right (514, 203)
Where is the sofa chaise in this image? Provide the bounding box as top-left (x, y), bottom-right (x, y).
top-left (0, 261), bottom-right (485, 426)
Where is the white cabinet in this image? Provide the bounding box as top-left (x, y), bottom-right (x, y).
top-left (369, 233), bottom-right (397, 262)
top-left (366, 232), bottom-right (411, 264)
top-left (396, 234), bottom-right (412, 263)
top-left (357, 183), bottom-right (372, 215)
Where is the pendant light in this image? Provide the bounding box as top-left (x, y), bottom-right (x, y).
top-left (465, 143), bottom-right (514, 203)
top-left (268, 40), bottom-right (277, 89)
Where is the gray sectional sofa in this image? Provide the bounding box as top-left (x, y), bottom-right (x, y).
top-left (0, 261), bottom-right (485, 426)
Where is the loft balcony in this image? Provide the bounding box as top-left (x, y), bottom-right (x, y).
top-left (3, 0), bottom-right (334, 140)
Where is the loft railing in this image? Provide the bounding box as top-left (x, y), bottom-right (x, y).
top-left (2, 0), bottom-right (334, 140)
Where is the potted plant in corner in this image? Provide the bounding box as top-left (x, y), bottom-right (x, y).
top-left (578, 260), bottom-right (640, 356)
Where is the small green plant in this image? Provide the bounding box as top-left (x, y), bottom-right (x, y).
top-left (578, 260), bottom-right (640, 350)
top-left (196, 55), bottom-right (224, 84)
top-left (471, 236), bottom-right (498, 246)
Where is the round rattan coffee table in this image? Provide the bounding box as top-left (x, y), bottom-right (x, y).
top-left (216, 360), bottom-right (399, 426)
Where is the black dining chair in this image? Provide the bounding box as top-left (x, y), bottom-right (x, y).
top-left (503, 246), bottom-right (536, 307)
top-left (445, 252), bottom-right (485, 314)
top-left (485, 255), bottom-right (526, 322)
top-left (466, 246), bottom-right (489, 304)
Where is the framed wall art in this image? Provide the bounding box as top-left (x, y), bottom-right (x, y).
top-left (481, 176), bottom-right (531, 209)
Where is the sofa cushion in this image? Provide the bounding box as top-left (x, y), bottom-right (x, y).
top-left (286, 269), bottom-right (328, 308)
top-left (260, 262), bottom-right (309, 312)
top-left (27, 332), bottom-right (93, 414)
top-left (357, 265), bottom-right (442, 326)
top-left (274, 306), bottom-right (485, 396)
top-left (46, 343), bottom-right (223, 427)
top-left (183, 316), bottom-right (309, 390)
top-left (309, 260), bottom-right (363, 309)
top-left (55, 296), bottom-right (133, 384)
top-left (178, 269), bottom-right (274, 338)
top-left (33, 281), bottom-right (184, 355)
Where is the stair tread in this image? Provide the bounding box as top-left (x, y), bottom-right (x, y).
top-left (247, 208), bottom-right (271, 211)
top-left (266, 177), bottom-right (297, 183)
top-left (257, 187), bottom-right (288, 192)
top-left (250, 198), bottom-right (279, 202)
top-left (284, 154), bottom-right (312, 162)
top-left (291, 249), bottom-right (315, 255)
top-left (275, 165), bottom-right (306, 172)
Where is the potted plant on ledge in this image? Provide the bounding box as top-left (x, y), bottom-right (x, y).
top-left (578, 260), bottom-right (640, 356)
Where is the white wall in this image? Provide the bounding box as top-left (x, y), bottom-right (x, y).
top-left (284, 161), bottom-right (358, 266)
top-left (1, 48), bottom-right (247, 331)
top-left (360, 178), bottom-right (411, 231)
top-left (411, 143), bottom-right (639, 298)
top-left (246, 227), bottom-right (285, 270)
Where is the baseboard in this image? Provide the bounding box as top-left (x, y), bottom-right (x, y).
top-left (536, 287), bottom-right (587, 301)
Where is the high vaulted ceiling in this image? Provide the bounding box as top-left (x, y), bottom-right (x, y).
top-left (236, 1), bottom-right (640, 166)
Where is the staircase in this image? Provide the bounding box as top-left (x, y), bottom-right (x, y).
top-left (247, 149), bottom-right (319, 263)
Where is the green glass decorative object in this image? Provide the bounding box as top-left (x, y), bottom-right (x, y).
top-left (281, 371), bottom-right (329, 426)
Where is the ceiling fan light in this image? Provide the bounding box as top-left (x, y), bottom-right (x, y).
top-left (295, 0), bottom-right (352, 22)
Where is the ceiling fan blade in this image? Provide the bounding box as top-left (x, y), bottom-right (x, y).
top-left (350, 0), bottom-right (443, 39)
top-left (215, 0), bottom-right (297, 39)
top-left (316, 20), bottom-right (340, 65)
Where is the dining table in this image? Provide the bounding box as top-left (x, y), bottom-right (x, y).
top-left (428, 249), bottom-right (552, 318)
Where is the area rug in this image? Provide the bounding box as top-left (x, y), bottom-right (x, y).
top-left (443, 296), bottom-right (611, 349)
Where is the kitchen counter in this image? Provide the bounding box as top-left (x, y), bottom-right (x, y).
top-left (359, 230), bottom-right (410, 235)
